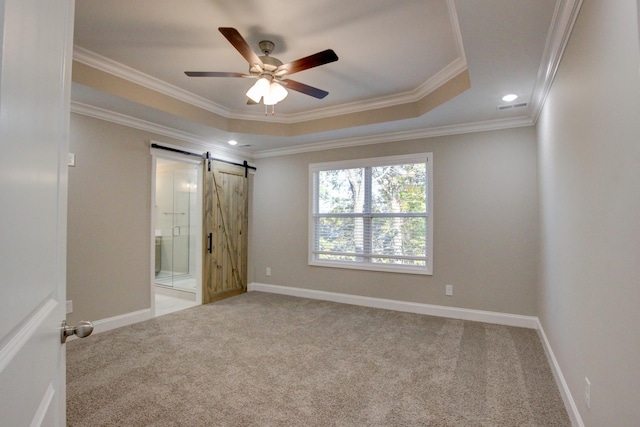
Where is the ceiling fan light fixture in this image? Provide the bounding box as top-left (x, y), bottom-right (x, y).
top-left (246, 77), bottom-right (271, 103)
top-left (263, 82), bottom-right (288, 105)
top-left (186, 28), bottom-right (338, 112)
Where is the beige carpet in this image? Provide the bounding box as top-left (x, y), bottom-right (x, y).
top-left (67, 292), bottom-right (570, 426)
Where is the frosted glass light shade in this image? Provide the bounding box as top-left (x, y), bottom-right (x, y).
top-left (263, 82), bottom-right (288, 105)
top-left (246, 78), bottom-right (270, 103)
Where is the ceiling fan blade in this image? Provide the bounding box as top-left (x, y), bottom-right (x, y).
top-left (277, 49), bottom-right (338, 75)
top-left (185, 71), bottom-right (248, 77)
top-left (218, 27), bottom-right (264, 69)
top-left (283, 79), bottom-right (329, 99)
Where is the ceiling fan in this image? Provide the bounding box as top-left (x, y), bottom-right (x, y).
top-left (185, 27), bottom-right (338, 113)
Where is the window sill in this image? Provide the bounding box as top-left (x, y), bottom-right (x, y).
top-left (309, 260), bottom-right (433, 276)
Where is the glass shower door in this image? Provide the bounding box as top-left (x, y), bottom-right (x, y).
top-left (155, 160), bottom-right (197, 293)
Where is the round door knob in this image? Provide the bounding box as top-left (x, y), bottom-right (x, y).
top-left (61, 320), bottom-right (94, 343)
top-left (74, 320), bottom-right (94, 338)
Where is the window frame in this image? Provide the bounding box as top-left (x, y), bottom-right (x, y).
top-left (309, 153), bottom-right (433, 275)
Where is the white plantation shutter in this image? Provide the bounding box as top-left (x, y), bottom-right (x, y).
top-left (310, 153), bottom-right (433, 275)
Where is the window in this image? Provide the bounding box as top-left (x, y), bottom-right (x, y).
top-left (309, 153), bottom-right (433, 275)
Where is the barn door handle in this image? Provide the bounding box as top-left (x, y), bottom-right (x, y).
top-left (207, 232), bottom-right (213, 253)
top-left (61, 320), bottom-right (94, 344)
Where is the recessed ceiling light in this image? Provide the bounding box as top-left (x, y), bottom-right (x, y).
top-left (502, 94), bottom-right (518, 102)
top-left (228, 140), bottom-right (238, 146)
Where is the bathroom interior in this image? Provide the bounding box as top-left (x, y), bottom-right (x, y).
top-left (154, 158), bottom-right (199, 316)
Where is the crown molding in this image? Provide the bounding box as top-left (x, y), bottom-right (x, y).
top-left (72, 1), bottom-right (468, 127)
top-left (447, 0), bottom-right (467, 65)
top-left (284, 0), bottom-right (467, 123)
top-left (73, 47), bottom-right (231, 117)
top-left (74, 45), bottom-right (466, 124)
top-left (281, 58), bottom-right (467, 124)
top-left (72, 96), bottom-right (532, 159)
top-left (529, 0), bottom-right (584, 123)
top-left (70, 101), bottom-right (254, 159)
top-left (253, 116), bottom-right (534, 158)
top-left (69, 0), bottom-right (580, 158)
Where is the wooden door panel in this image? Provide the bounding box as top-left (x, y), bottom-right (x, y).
top-left (203, 161), bottom-right (248, 303)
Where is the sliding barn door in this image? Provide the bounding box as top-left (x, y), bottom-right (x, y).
top-left (203, 160), bottom-right (249, 303)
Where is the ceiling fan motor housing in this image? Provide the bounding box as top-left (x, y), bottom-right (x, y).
top-left (249, 40), bottom-right (282, 74)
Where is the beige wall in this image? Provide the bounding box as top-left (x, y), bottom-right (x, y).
top-left (252, 126), bottom-right (539, 315)
top-left (66, 114), bottom-right (207, 324)
top-left (537, 0), bottom-right (640, 425)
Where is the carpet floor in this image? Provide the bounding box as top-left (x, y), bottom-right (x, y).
top-left (67, 291), bottom-right (570, 426)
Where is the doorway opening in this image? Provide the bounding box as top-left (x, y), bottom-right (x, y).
top-left (152, 155), bottom-right (202, 316)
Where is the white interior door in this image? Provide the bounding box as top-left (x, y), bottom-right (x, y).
top-left (0, 0), bottom-right (75, 425)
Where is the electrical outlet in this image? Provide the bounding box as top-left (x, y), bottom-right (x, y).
top-left (66, 300), bottom-right (73, 314)
top-left (67, 153), bottom-right (76, 167)
top-left (445, 285), bottom-right (453, 296)
top-left (585, 377), bottom-right (591, 409)
top-left (266, 267), bottom-right (271, 277)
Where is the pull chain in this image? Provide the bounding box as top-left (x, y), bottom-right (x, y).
top-left (263, 104), bottom-right (276, 115)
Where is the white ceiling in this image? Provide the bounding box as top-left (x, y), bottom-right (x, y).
top-left (71, 0), bottom-right (566, 157)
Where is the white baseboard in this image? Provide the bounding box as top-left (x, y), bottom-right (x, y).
top-left (248, 282), bottom-right (538, 329)
top-left (536, 319), bottom-right (584, 427)
top-left (66, 308), bottom-right (152, 342)
top-left (68, 309), bottom-right (152, 342)
top-left (93, 308), bottom-right (152, 334)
